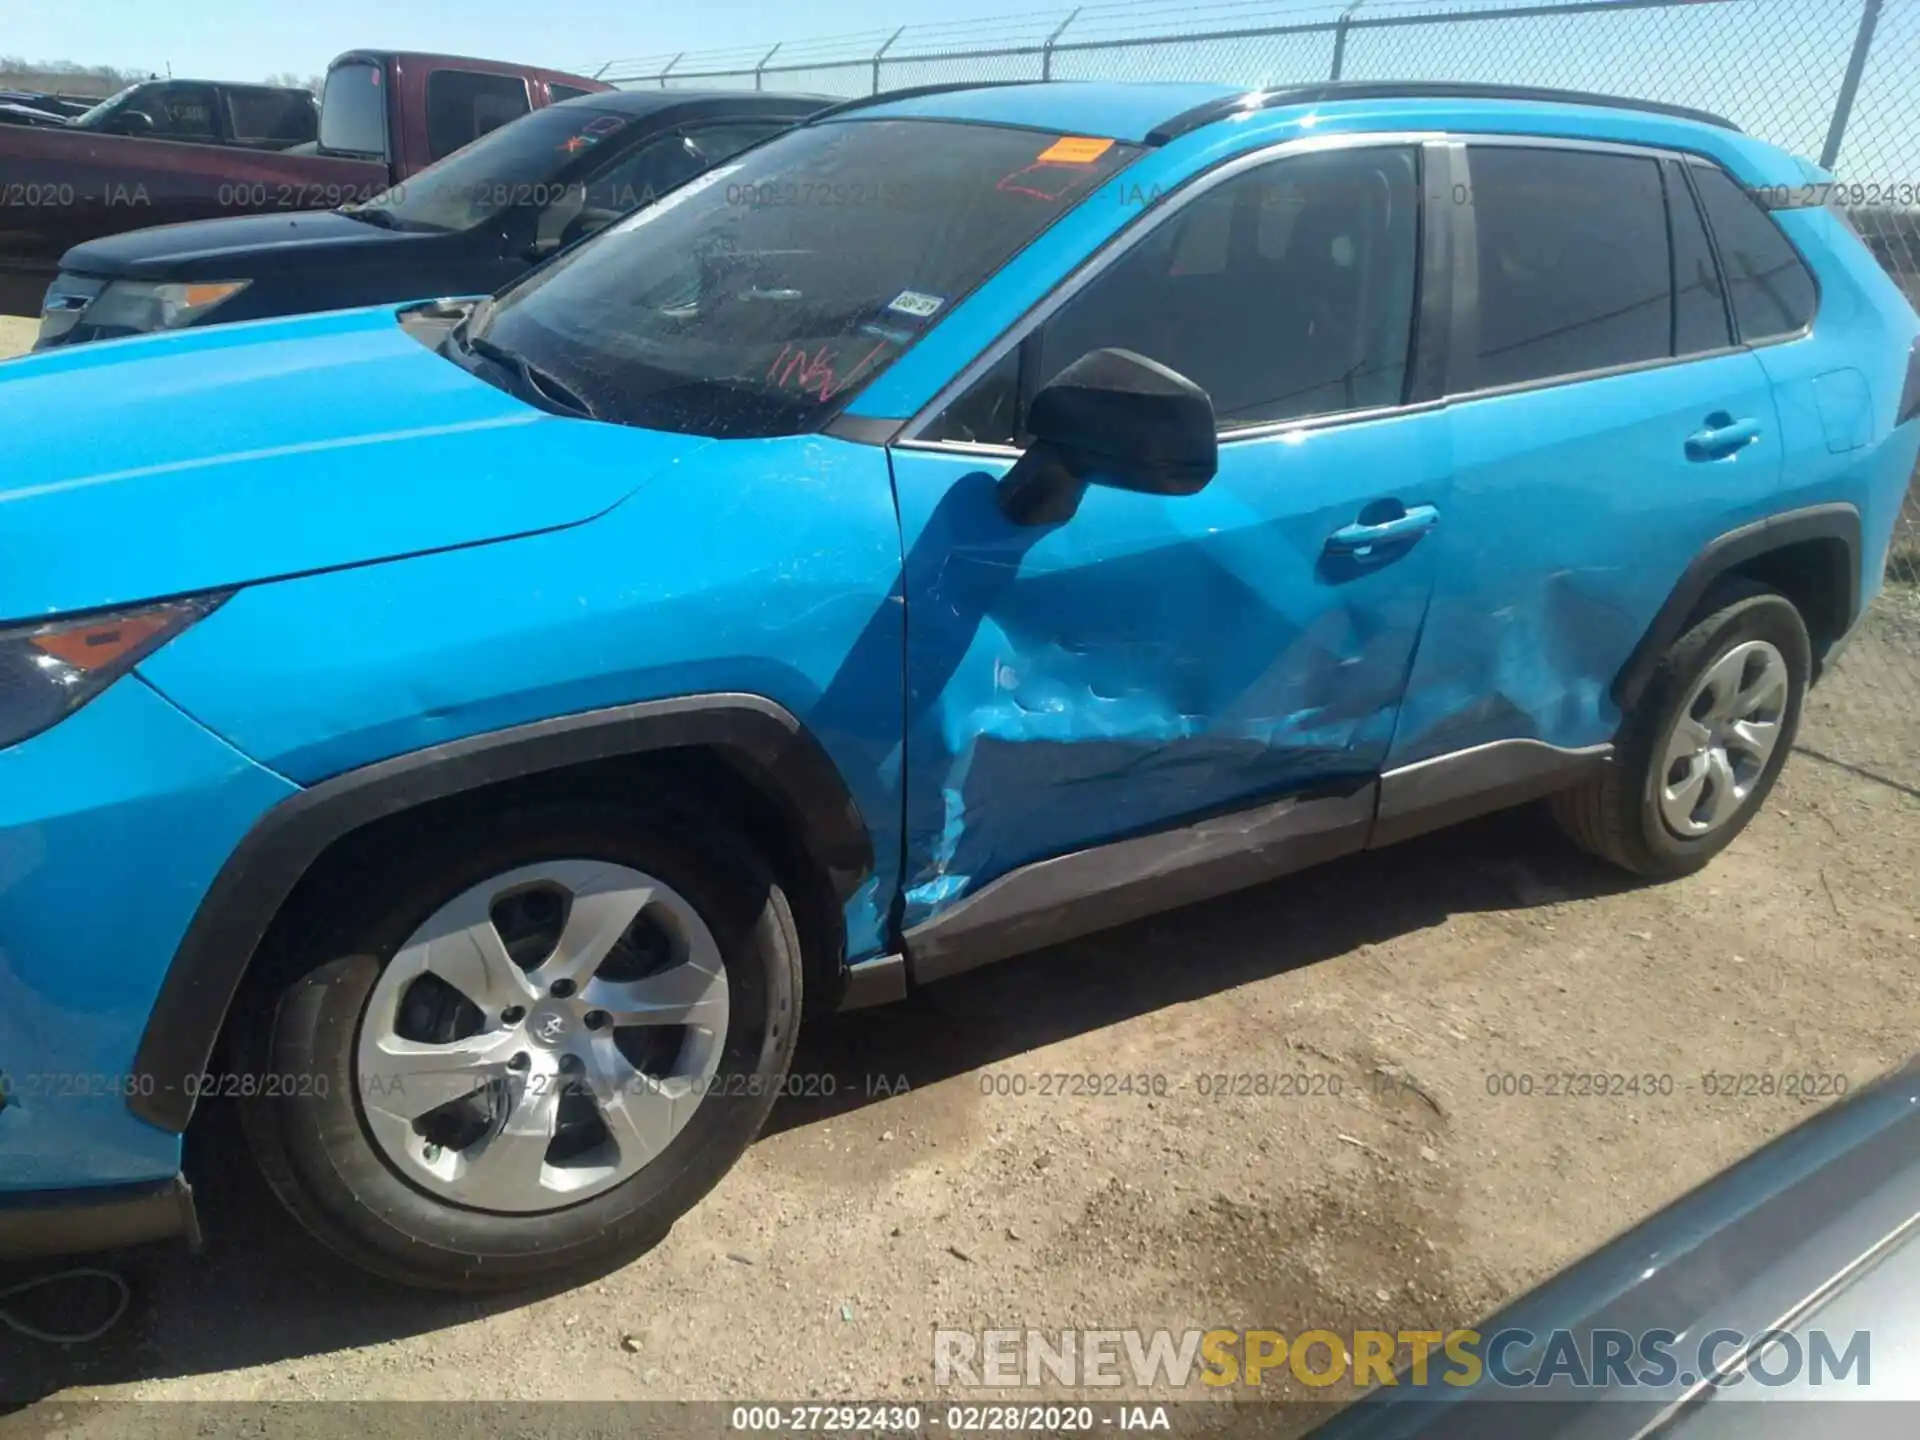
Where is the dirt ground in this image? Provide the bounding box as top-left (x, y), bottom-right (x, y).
top-left (1, 319), bottom-right (1916, 1430)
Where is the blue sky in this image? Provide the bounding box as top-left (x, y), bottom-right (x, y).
top-left (0, 0), bottom-right (1031, 80)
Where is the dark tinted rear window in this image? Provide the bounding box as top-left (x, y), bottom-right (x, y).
top-left (227, 88), bottom-right (316, 143)
top-left (426, 70), bottom-right (532, 161)
top-left (319, 62), bottom-right (387, 157)
top-left (1689, 162), bottom-right (1817, 341)
top-left (549, 84), bottom-right (594, 104)
top-left (1467, 146), bottom-right (1672, 389)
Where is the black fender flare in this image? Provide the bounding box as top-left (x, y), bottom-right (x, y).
top-left (128, 693), bottom-right (872, 1134)
top-left (1611, 502), bottom-right (1861, 713)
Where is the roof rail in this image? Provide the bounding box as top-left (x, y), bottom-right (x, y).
top-left (804, 79), bottom-right (1048, 126)
top-left (1146, 81), bottom-right (1742, 144)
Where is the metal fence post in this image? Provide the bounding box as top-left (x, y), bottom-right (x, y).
top-left (754, 43), bottom-right (780, 91)
top-left (1329, 0), bottom-right (1366, 80)
top-left (1042, 9), bottom-right (1081, 80)
top-left (872, 27), bottom-right (905, 95)
top-left (1820, 0), bottom-right (1883, 170)
top-left (657, 52), bottom-right (683, 90)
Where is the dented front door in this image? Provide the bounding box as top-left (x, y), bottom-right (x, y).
top-left (887, 411), bottom-right (1452, 929)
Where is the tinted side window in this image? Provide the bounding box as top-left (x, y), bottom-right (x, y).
top-left (1688, 163), bottom-right (1817, 341)
top-left (1666, 159), bottom-right (1731, 354)
top-left (929, 146), bottom-right (1421, 443)
top-left (1466, 147), bottom-right (1670, 390)
top-left (146, 83), bottom-right (219, 139)
top-left (319, 62), bottom-right (387, 157)
top-left (426, 70), bottom-right (532, 161)
top-left (227, 88), bottom-right (317, 144)
top-left (549, 84), bottom-right (595, 104)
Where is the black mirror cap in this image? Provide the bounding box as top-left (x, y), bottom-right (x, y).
top-left (1029, 347), bottom-right (1218, 496)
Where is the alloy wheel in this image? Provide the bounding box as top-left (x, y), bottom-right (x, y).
top-left (1656, 639), bottom-right (1790, 838)
top-left (354, 859), bottom-right (729, 1213)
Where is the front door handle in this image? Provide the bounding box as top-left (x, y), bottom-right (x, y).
top-left (1685, 414), bottom-right (1763, 461)
top-left (1326, 504), bottom-right (1439, 557)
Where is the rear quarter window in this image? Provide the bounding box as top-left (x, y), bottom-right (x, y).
top-left (1689, 162), bottom-right (1817, 341)
top-left (427, 70), bottom-right (533, 161)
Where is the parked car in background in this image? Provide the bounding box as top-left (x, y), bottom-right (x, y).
top-left (0, 49), bottom-right (608, 316)
top-left (35, 90), bottom-right (830, 348)
top-left (0, 80), bottom-right (1913, 1293)
top-left (1311, 1053), bottom-right (1920, 1437)
top-left (0, 90), bottom-right (99, 127)
top-left (3, 79), bottom-right (320, 148)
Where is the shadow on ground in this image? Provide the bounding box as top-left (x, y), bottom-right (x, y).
top-left (0, 804), bottom-right (1634, 1407)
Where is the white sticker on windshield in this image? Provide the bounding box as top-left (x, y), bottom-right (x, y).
top-left (608, 162), bottom-right (745, 235)
top-left (887, 290), bottom-right (946, 319)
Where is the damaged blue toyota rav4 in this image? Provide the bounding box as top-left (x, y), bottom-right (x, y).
top-left (3, 80), bottom-right (1917, 1291)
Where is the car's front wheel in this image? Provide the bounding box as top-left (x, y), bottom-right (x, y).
top-left (235, 790), bottom-right (802, 1292)
top-left (1552, 579), bottom-right (1811, 878)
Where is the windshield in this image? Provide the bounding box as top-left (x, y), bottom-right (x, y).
top-left (468, 118), bottom-right (1140, 438)
top-left (347, 104), bottom-right (637, 234)
top-left (71, 84), bottom-right (142, 129)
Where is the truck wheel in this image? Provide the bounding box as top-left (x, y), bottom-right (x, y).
top-left (1552, 580), bottom-right (1810, 879)
top-left (235, 791), bottom-right (801, 1292)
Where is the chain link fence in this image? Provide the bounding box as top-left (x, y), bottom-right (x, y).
top-left (597, 0), bottom-right (1920, 601)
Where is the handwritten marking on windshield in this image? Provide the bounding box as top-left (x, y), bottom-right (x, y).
top-left (766, 340), bottom-right (893, 402)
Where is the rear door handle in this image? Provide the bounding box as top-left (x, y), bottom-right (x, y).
top-left (1326, 504), bottom-right (1439, 556)
top-left (1685, 415), bottom-right (1763, 461)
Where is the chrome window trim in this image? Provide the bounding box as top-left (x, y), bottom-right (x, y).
top-left (895, 128), bottom-right (1741, 458)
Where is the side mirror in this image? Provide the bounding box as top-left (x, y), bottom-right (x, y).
top-left (112, 109), bottom-right (156, 135)
top-left (996, 348), bottom-right (1218, 525)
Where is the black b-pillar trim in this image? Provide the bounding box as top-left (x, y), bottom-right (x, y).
top-left (127, 693), bottom-right (871, 1134)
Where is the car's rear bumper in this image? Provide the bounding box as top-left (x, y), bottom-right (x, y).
top-left (0, 1175), bottom-right (200, 1259)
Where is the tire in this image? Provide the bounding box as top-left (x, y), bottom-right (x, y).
top-left (1551, 579), bottom-right (1810, 878)
top-left (233, 789), bottom-right (802, 1292)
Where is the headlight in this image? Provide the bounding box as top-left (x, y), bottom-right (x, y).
top-left (59, 278), bottom-right (252, 340)
top-left (0, 595), bottom-right (227, 749)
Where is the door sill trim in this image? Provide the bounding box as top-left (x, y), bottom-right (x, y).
top-left (901, 783), bottom-right (1377, 986)
top-left (1373, 738), bottom-right (1612, 848)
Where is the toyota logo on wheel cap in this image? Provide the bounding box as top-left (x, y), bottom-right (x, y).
top-left (534, 1011), bottom-right (570, 1044)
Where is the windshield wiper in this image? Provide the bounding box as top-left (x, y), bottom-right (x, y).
top-left (341, 205), bottom-right (403, 230)
top-left (465, 331), bottom-right (599, 421)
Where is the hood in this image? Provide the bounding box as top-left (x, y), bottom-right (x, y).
top-left (0, 305), bottom-right (715, 620)
top-left (61, 209), bottom-right (441, 281)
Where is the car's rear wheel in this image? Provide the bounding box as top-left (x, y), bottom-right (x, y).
top-left (235, 791), bottom-right (801, 1292)
top-left (1551, 580), bottom-right (1810, 878)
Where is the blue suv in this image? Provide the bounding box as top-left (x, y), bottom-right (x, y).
top-left (2, 80), bottom-right (1916, 1290)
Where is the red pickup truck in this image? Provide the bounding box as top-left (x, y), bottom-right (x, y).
top-left (0, 49), bottom-right (609, 315)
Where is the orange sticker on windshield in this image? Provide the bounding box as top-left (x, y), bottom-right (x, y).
top-left (1037, 135), bottom-right (1114, 164)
